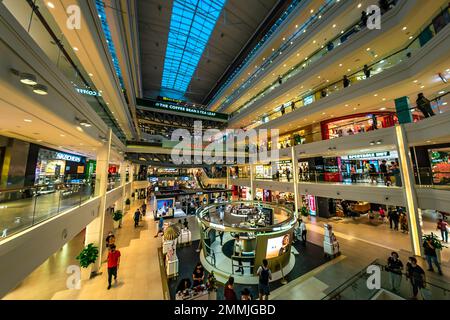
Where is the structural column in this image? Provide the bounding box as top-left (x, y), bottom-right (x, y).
top-left (395, 125), bottom-right (423, 256)
top-left (291, 146), bottom-right (300, 216)
top-left (226, 165), bottom-right (230, 189)
top-left (84, 129), bottom-right (112, 272)
top-left (250, 164), bottom-right (255, 201)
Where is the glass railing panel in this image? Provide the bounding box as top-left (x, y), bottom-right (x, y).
top-left (236, 4), bottom-right (448, 123)
top-left (0, 188), bottom-right (35, 238)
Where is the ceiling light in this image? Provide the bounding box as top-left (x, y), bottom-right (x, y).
top-left (36, 139), bottom-right (42, 142)
top-left (357, 3), bottom-right (362, 8)
top-left (295, 24), bottom-right (298, 28)
top-left (60, 134), bottom-right (65, 137)
top-left (47, 2), bottom-right (55, 9)
top-left (333, 24), bottom-right (336, 28)
top-left (339, 64), bottom-right (343, 67)
top-left (402, 26), bottom-right (407, 31)
top-left (439, 91), bottom-right (445, 94)
top-left (366, 48), bottom-right (371, 51)
top-left (374, 94), bottom-right (378, 97)
top-left (347, 68), bottom-right (351, 72)
top-left (409, 36), bottom-right (413, 40)
top-left (413, 80), bottom-right (418, 83)
top-left (76, 126), bottom-right (83, 132)
top-left (376, 140), bottom-right (382, 145)
top-left (33, 84), bottom-right (48, 95)
top-left (380, 107), bottom-right (386, 111)
top-left (421, 85), bottom-right (425, 89)
top-left (73, 47), bottom-right (79, 51)
top-left (370, 141), bottom-right (375, 146)
top-left (24, 119), bottom-right (32, 122)
top-left (310, 9), bottom-right (314, 13)
top-left (20, 73), bottom-right (37, 86)
top-left (88, 73), bottom-right (93, 77)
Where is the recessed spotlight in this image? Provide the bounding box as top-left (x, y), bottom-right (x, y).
top-left (60, 134), bottom-right (65, 137)
top-left (333, 24), bottom-right (336, 28)
top-left (421, 85), bottom-right (425, 89)
top-left (73, 47), bottom-right (79, 51)
top-left (402, 26), bottom-right (407, 31)
top-left (366, 48), bottom-right (371, 51)
top-left (33, 84), bottom-right (48, 95)
top-left (88, 73), bottom-right (93, 77)
top-left (380, 107), bottom-right (386, 111)
top-left (439, 91), bottom-right (445, 94)
top-left (357, 3), bottom-right (362, 8)
top-left (413, 80), bottom-right (418, 83)
top-left (24, 119), bottom-right (32, 122)
top-left (310, 9), bottom-right (314, 13)
top-left (20, 73), bottom-right (37, 86)
top-left (374, 94), bottom-right (378, 97)
top-left (47, 2), bottom-right (55, 9)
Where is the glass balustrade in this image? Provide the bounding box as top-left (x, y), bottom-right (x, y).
top-left (322, 259), bottom-right (450, 300)
top-left (0, 183), bottom-right (94, 239)
top-left (233, 4), bottom-right (449, 122)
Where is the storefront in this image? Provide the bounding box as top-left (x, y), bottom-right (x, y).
top-left (429, 148), bottom-right (450, 185)
top-left (340, 151), bottom-right (399, 181)
top-left (34, 148), bottom-right (86, 185)
top-left (255, 163), bottom-right (274, 179)
top-left (411, 143), bottom-right (450, 185)
top-left (321, 112), bottom-right (397, 140)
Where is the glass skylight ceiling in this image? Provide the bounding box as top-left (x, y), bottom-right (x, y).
top-left (161, 0), bottom-right (227, 96)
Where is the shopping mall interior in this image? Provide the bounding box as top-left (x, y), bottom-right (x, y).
top-left (1, 0), bottom-right (450, 302)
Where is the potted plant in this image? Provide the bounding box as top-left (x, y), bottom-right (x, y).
top-left (423, 233), bottom-right (447, 263)
top-left (112, 210), bottom-right (123, 229)
top-left (125, 198), bottom-right (131, 211)
top-left (76, 243), bottom-right (99, 280)
top-left (300, 206), bottom-right (309, 218)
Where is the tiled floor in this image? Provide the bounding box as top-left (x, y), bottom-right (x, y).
top-left (3, 200), bottom-right (450, 300)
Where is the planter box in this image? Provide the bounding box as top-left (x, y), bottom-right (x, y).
top-left (81, 265), bottom-right (92, 281)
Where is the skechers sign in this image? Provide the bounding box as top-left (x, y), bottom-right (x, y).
top-left (56, 152), bottom-right (81, 163)
top-left (75, 88), bottom-right (102, 97)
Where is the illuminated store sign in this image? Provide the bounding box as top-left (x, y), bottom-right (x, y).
top-left (155, 102), bottom-right (218, 117)
top-left (56, 152), bottom-right (81, 163)
top-left (75, 88), bottom-right (102, 97)
top-left (341, 151), bottom-right (392, 160)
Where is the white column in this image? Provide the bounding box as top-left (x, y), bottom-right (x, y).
top-left (395, 125), bottom-right (423, 256)
top-left (250, 164), bottom-right (255, 202)
top-left (291, 146), bottom-right (300, 216)
top-left (84, 129), bottom-right (112, 272)
top-left (226, 166), bottom-right (230, 188)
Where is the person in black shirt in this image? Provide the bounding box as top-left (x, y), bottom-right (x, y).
top-left (343, 75), bottom-right (350, 88)
top-left (363, 64), bottom-right (372, 78)
top-left (392, 210), bottom-right (399, 231)
top-left (406, 257), bottom-right (426, 299)
top-left (416, 93), bottom-right (435, 118)
top-left (423, 237), bottom-right (443, 275)
top-left (192, 263), bottom-right (205, 287)
top-left (387, 252), bottom-right (403, 292)
top-left (380, 160), bottom-right (389, 185)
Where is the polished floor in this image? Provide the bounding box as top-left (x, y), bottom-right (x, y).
top-left (3, 201), bottom-right (450, 300)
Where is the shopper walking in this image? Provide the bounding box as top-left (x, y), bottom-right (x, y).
top-left (134, 209), bottom-right (141, 228)
top-left (343, 75), bottom-right (350, 88)
top-left (387, 252), bottom-right (403, 292)
top-left (257, 259), bottom-right (272, 300)
top-left (107, 244), bottom-right (121, 290)
top-left (224, 276), bottom-right (237, 300)
top-left (380, 160), bottom-right (390, 186)
top-left (423, 236), bottom-right (443, 275)
top-left (392, 210), bottom-right (400, 231)
top-left (183, 218), bottom-right (189, 230)
top-left (141, 203), bottom-right (147, 216)
top-left (360, 11), bottom-right (368, 27)
top-left (369, 164), bottom-right (377, 183)
top-left (387, 208), bottom-right (394, 229)
top-left (234, 234), bottom-right (244, 274)
top-left (437, 218), bottom-right (448, 243)
top-left (406, 257), bottom-right (426, 299)
top-left (154, 216), bottom-right (164, 238)
top-left (363, 64), bottom-right (372, 78)
top-left (105, 231), bottom-right (115, 249)
top-left (400, 213), bottom-right (409, 233)
top-left (416, 93), bottom-right (435, 118)
top-left (300, 219), bottom-right (307, 246)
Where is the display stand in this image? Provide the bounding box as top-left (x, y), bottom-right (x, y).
top-left (323, 224), bottom-right (340, 258)
top-left (163, 239), bottom-right (177, 255)
top-left (166, 253), bottom-right (179, 279)
top-left (177, 228), bottom-right (192, 246)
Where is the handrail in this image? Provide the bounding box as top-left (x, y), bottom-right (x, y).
top-left (234, 3), bottom-right (448, 121)
top-left (322, 259), bottom-right (450, 300)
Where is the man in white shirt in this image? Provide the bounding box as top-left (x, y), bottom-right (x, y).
top-left (234, 234), bottom-right (243, 274)
top-left (299, 219), bottom-right (307, 246)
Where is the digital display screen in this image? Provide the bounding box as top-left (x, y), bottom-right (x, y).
top-left (156, 199), bottom-right (174, 217)
top-left (266, 234), bottom-right (291, 259)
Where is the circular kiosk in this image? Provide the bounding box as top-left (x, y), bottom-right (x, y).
top-left (197, 200), bottom-right (297, 285)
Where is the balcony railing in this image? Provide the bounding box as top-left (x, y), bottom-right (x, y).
top-left (235, 3), bottom-right (448, 123)
top-left (322, 259), bottom-right (450, 300)
top-left (0, 183), bottom-right (94, 239)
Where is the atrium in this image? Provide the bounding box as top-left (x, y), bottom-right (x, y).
top-left (0, 0), bottom-right (450, 305)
